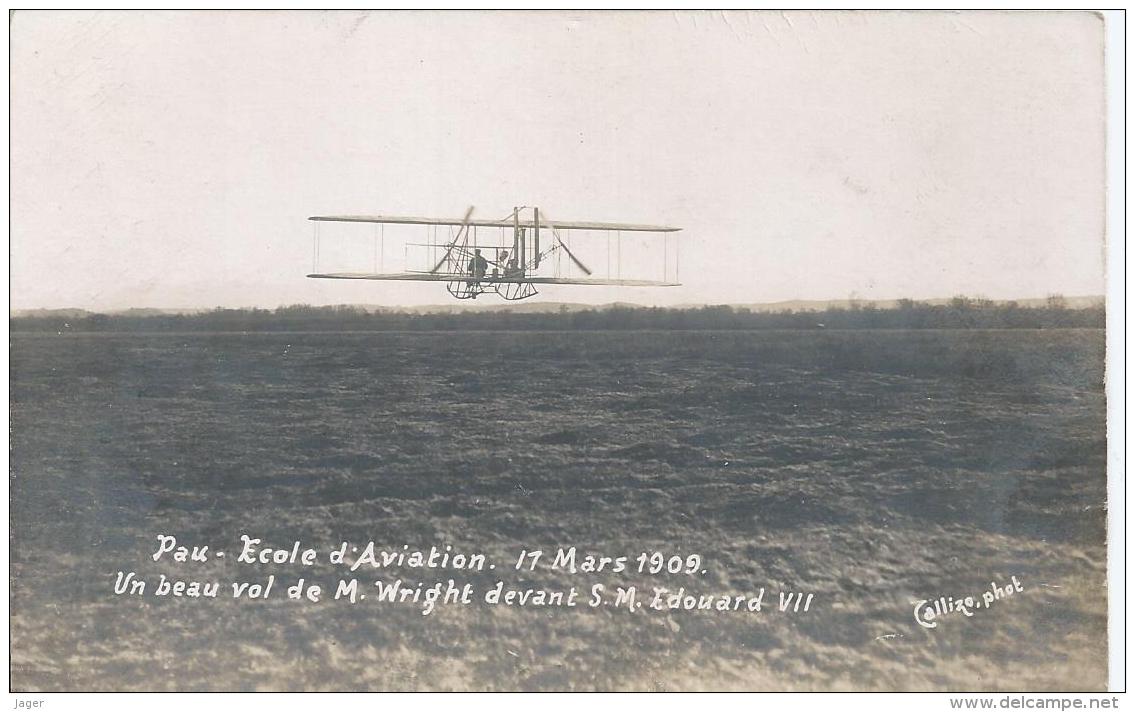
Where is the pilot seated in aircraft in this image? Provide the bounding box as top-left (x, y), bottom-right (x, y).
top-left (468, 249), bottom-right (488, 280)
top-left (466, 249), bottom-right (489, 294)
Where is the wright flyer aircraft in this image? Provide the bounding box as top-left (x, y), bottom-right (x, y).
top-left (307, 207), bottom-right (681, 300)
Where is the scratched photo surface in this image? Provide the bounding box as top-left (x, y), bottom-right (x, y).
top-left (9, 11), bottom-right (1109, 692)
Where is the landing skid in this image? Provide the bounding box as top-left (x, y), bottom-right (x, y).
top-left (446, 280), bottom-right (539, 301)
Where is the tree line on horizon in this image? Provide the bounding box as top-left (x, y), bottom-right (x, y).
top-left (10, 296), bottom-right (1105, 332)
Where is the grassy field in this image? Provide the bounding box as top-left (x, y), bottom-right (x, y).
top-left (9, 329), bottom-right (1107, 691)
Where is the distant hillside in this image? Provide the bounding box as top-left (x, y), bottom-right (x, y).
top-left (10, 297), bottom-right (1105, 333)
top-left (13, 295), bottom-right (1103, 319)
top-left (10, 308), bottom-right (97, 319)
top-left (337, 296), bottom-right (1107, 315)
top-left (9, 307), bottom-right (201, 319)
top-left (723, 296), bottom-right (1105, 313)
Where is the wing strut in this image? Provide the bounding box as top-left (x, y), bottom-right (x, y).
top-left (533, 207), bottom-right (541, 269)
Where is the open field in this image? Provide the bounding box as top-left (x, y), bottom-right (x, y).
top-left (9, 329), bottom-right (1107, 691)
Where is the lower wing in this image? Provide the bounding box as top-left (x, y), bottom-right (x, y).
top-left (307, 272), bottom-right (679, 287)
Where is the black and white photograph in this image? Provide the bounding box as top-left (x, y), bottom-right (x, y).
top-left (8, 9), bottom-right (1122, 698)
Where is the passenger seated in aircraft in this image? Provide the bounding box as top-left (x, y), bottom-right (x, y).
top-left (504, 258), bottom-right (522, 278)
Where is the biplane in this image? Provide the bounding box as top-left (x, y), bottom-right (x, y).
top-left (306, 206), bottom-right (681, 300)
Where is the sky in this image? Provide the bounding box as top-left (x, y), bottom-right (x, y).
top-left (10, 10), bottom-right (1108, 310)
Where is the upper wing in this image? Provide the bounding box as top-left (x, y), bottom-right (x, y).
top-left (309, 215), bottom-right (680, 233)
top-left (307, 272), bottom-right (679, 287)
top-left (307, 272), bottom-right (453, 282)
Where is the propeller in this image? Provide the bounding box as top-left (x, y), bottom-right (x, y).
top-left (551, 228), bottom-right (593, 276)
top-left (540, 209), bottom-right (593, 276)
top-left (429, 205), bottom-right (475, 274)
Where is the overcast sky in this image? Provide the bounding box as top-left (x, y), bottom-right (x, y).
top-left (10, 10), bottom-right (1107, 310)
